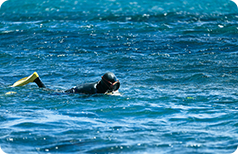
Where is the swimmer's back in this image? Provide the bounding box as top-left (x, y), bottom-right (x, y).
top-left (65, 82), bottom-right (98, 94)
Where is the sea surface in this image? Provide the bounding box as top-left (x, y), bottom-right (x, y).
top-left (0, 0), bottom-right (238, 153)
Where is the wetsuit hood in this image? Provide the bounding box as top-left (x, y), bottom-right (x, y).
top-left (96, 72), bottom-right (120, 93)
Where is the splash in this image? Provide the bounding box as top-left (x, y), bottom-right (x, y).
top-left (0, 0), bottom-right (7, 8)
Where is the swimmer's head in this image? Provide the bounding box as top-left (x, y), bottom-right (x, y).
top-left (101, 72), bottom-right (120, 92)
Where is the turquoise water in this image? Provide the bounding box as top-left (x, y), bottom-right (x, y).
top-left (1, 0), bottom-right (238, 153)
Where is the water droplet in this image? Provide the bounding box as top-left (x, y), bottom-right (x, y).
top-left (218, 25), bottom-right (224, 28)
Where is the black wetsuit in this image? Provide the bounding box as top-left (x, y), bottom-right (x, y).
top-left (65, 81), bottom-right (109, 94)
top-left (24, 72), bottom-right (119, 94)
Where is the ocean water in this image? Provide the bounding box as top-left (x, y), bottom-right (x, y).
top-left (0, 0), bottom-right (238, 153)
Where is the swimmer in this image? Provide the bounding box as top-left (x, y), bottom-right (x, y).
top-left (11, 72), bottom-right (120, 94)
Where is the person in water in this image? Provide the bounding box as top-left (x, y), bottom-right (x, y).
top-left (12, 72), bottom-right (120, 94)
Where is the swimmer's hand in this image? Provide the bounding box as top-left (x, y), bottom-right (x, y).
top-left (106, 90), bottom-right (121, 96)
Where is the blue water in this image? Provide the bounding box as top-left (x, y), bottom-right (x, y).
top-left (1, 0), bottom-right (238, 153)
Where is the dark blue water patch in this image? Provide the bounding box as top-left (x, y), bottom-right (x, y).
top-left (1, 13), bottom-right (238, 58)
top-left (1, 29), bottom-right (236, 63)
top-left (1, 0), bottom-right (238, 21)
